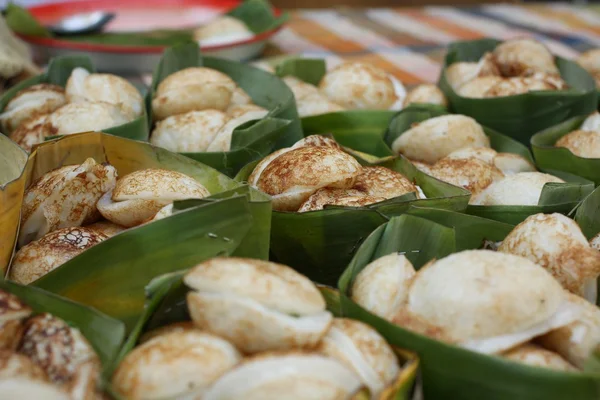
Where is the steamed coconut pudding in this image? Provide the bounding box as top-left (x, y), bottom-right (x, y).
top-left (2, 68), bottom-right (141, 152)
top-left (248, 135), bottom-right (425, 212)
top-left (150, 67), bottom-right (268, 153)
top-left (445, 38), bottom-right (568, 98)
top-left (282, 62), bottom-right (407, 117)
top-left (9, 158), bottom-right (210, 284)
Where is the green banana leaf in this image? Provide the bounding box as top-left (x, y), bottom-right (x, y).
top-left (236, 154), bottom-right (470, 286)
top-left (0, 55), bottom-right (148, 142)
top-left (531, 115), bottom-right (600, 184)
top-left (0, 135), bottom-right (27, 274)
top-left (5, 0), bottom-right (288, 46)
top-left (574, 184), bottom-right (600, 240)
top-left (438, 38), bottom-right (598, 144)
top-left (107, 269), bottom-right (419, 400)
top-left (338, 213), bottom-right (600, 400)
top-left (147, 42), bottom-right (301, 176)
top-left (275, 58), bottom-right (327, 86)
top-left (5, 131), bottom-right (270, 330)
top-left (467, 169), bottom-right (594, 225)
top-left (302, 111), bottom-right (396, 159)
top-left (0, 279), bottom-right (125, 379)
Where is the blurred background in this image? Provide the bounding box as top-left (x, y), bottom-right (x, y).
top-left (1, 0), bottom-right (598, 8)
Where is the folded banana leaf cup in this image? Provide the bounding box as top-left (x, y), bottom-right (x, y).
top-left (385, 103), bottom-right (595, 225)
top-left (5, 0), bottom-right (288, 47)
top-left (6, 132), bottom-right (270, 331)
top-left (338, 208), bottom-right (600, 400)
top-left (105, 269), bottom-right (419, 400)
top-left (438, 38), bottom-right (598, 143)
top-left (146, 42), bottom-right (301, 176)
top-left (0, 135), bottom-right (27, 274)
top-left (574, 184), bottom-right (600, 244)
top-left (0, 279), bottom-right (125, 383)
top-left (236, 150), bottom-right (470, 286)
top-left (0, 55), bottom-right (149, 141)
top-left (531, 115), bottom-right (600, 185)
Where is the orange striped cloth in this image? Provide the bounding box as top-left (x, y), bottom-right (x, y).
top-left (262, 4), bottom-right (600, 85)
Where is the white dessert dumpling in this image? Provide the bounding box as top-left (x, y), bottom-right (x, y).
top-left (391, 115), bottom-right (491, 164)
top-left (248, 140), bottom-right (362, 211)
top-left (0, 84), bottom-right (66, 133)
top-left (457, 76), bottom-right (505, 98)
top-left (47, 101), bottom-right (132, 135)
top-left (112, 329), bottom-right (241, 400)
top-left (18, 158), bottom-right (117, 246)
top-left (483, 73), bottom-right (566, 97)
top-left (498, 213), bottom-right (600, 302)
top-left (492, 38), bottom-right (559, 76)
top-left (203, 352), bottom-right (363, 400)
top-left (97, 168), bottom-right (210, 227)
top-left (19, 313), bottom-right (101, 400)
top-left (470, 172), bottom-right (564, 206)
top-left (591, 233), bottom-right (600, 251)
top-left (351, 253), bottom-right (416, 321)
top-left (193, 15), bottom-right (254, 46)
top-left (150, 109), bottom-right (228, 153)
top-left (8, 113), bottom-right (50, 152)
top-left (0, 290), bottom-right (32, 351)
top-left (555, 128), bottom-right (600, 159)
top-left (576, 49), bottom-right (600, 87)
top-left (319, 62), bottom-right (405, 110)
top-left (296, 92), bottom-right (345, 118)
top-left (445, 147), bottom-right (535, 175)
top-left (403, 83), bottom-right (447, 107)
top-left (444, 52), bottom-right (500, 91)
top-left (405, 250), bottom-right (579, 354)
top-left (501, 343), bottom-right (577, 371)
top-left (152, 67), bottom-right (237, 120)
top-left (353, 166), bottom-right (422, 199)
top-left (429, 157), bottom-right (504, 197)
top-left (10, 227), bottom-right (108, 284)
top-left (297, 188), bottom-right (386, 212)
top-left (206, 106), bottom-right (268, 152)
top-left (317, 318), bottom-right (400, 399)
top-left (65, 67), bottom-right (144, 119)
top-left (538, 293), bottom-right (600, 368)
top-left (184, 257), bottom-right (333, 353)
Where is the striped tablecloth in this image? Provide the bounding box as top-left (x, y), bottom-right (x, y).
top-left (263, 3), bottom-right (600, 86)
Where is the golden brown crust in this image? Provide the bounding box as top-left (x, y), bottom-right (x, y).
top-left (0, 350), bottom-right (49, 381)
top-left (352, 166), bottom-right (418, 199)
top-left (555, 129), bottom-right (600, 159)
top-left (254, 146), bottom-right (362, 211)
top-left (430, 157), bottom-right (504, 195)
top-left (0, 290), bottom-right (32, 351)
top-left (18, 313), bottom-right (100, 388)
top-left (10, 227), bottom-right (108, 284)
top-left (297, 188), bottom-right (385, 212)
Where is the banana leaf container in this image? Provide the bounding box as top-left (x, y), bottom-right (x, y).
top-left (574, 184), bottom-right (600, 244)
top-left (4, 132), bottom-right (270, 330)
top-left (531, 115), bottom-right (600, 185)
top-left (438, 38), bottom-right (598, 144)
top-left (236, 152), bottom-right (470, 287)
top-left (0, 134), bottom-right (27, 274)
top-left (385, 103), bottom-right (595, 225)
top-left (146, 42), bottom-right (302, 176)
top-left (105, 268), bottom-right (420, 400)
top-left (338, 207), bottom-right (600, 400)
top-left (0, 55), bottom-right (148, 141)
top-left (0, 279), bottom-right (126, 388)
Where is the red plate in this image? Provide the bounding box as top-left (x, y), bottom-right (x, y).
top-left (20, 0), bottom-right (284, 54)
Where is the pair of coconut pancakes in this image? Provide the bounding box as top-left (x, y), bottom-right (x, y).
top-left (1, 68), bottom-right (144, 152)
top-left (10, 159), bottom-right (211, 284)
top-left (353, 213), bottom-right (600, 372)
top-left (112, 257), bottom-right (403, 399)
